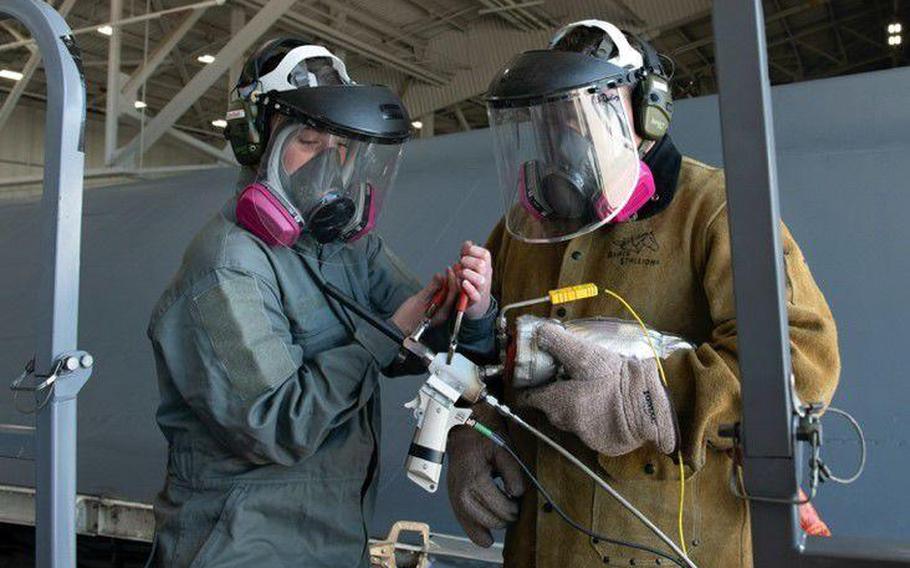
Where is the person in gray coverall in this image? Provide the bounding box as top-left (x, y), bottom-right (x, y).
top-left (147, 38), bottom-right (497, 567)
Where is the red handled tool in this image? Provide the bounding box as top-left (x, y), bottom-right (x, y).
top-left (411, 281), bottom-right (448, 342)
top-left (446, 263), bottom-right (470, 364)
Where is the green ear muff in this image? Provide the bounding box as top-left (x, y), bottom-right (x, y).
top-left (634, 73), bottom-right (673, 141)
top-left (227, 36), bottom-right (307, 167)
top-left (225, 97), bottom-right (272, 167)
top-left (627, 32), bottom-right (674, 141)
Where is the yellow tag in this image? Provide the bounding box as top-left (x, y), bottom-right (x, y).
top-left (548, 283), bottom-right (598, 305)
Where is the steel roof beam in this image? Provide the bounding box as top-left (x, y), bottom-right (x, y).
top-left (673, 2), bottom-right (825, 56)
top-left (112, 0), bottom-right (298, 165)
top-left (0, 0), bottom-right (76, 131)
top-left (120, 104), bottom-right (234, 165)
top-left (0, 0), bottom-right (226, 53)
top-left (104, 0), bottom-right (123, 165)
top-left (236, 0), bottom-right (448, 86)
top-left (772, 0), bottom-right (805, 80)
top-left (401, 0), bottom-right (467, 33)
top-left (396, 6), bottom-right (475, 39)
top-left (839, 24), bottom-right (889, 51)
top-left (453, 104), bottom-right (471, 131)
top-left (149, 0), bottom-right (209, 130)
top-left (827, 1), bottom-right (850, 67)
top-left (314, 1), bottom-right (428, 53)
top-left (673, 3), bottom-right (882, 84)
top-left (121, 4), bottom-right (208, 101)
top-left (476, 0), bottom-right (534, 31)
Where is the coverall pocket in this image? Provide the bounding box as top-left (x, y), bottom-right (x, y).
top-left (590, 464), bottom-right (703, 566)
top-left (187, 484), bottom-right (249, 568)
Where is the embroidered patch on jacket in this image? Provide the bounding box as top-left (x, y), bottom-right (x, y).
top-left (608, 231), bottom-right (661, 267)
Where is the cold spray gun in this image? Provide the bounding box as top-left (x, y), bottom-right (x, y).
top-left (497, 284), bottom-right (695, 389)
top-left (318, 279), bottom-right (601, 493)
top-left (403, 283), bottom-right (609, 492)
top-left (318, 280), bottom-right (493, 493)
top-left (400, 339), bottom-right (493, 491)
top-left (496, 283), bottom-right (599, 352)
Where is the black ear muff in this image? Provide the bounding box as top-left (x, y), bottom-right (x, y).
top-left (627, 33), bottom-right (674, 141)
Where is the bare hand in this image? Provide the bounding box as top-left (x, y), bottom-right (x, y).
top-left (391, 269), bottom-right (458, 335)
top-left (458, 241), bottom-right (493, 319)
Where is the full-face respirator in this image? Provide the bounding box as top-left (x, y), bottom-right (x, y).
top-left (485, 21), bottom-right (673, 243)
top-left (236, 123), bottom-right (389, 247)
top-left (224, 40), bottom-right (410, 247)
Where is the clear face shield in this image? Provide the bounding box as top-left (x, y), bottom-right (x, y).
top-left (489, 87), bottom-right (640, 243)
top-left (247, 119), bottom-right (404, 248)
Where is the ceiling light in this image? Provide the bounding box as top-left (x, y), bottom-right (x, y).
top-left (411, 120), bottom-right (423, 129)
top-left (211, 119), bottom-right (228, 128)
top-left (97, 25), bottom-right (114, 36)
top-left (133, 100), bottom-right (147, 109)
top-left (0, 69), bottom-right (24, 81)
top-left (197, 54), bottom-right (216, 64)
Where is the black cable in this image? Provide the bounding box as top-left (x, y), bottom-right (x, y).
top-left (489, 432), bottom-right (685, 567)
top-left (142, 534), bottom-right (157, 568)
top-left (318, 279), bottom-right (405, 343)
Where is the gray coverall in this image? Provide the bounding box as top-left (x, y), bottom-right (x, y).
top-left (148, 198), bottom-right (495, 567)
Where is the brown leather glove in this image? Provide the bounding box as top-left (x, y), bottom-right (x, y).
top-left (516, 322), bottom-right (679, 456)
top-left (446, 405), bottom-right (526, 548)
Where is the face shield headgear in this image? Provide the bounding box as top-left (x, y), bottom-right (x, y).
top-left (243, 117), bottom-right (404, 245)
top-left (486, 49), bottom-right (650, 243)
top-left (233, 44), bottom-right (411, 247)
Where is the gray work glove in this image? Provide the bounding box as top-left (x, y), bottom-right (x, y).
top-left (446, 406), bottom-right (526, 548)
top-left (516, 322), bottom-right (680, 457)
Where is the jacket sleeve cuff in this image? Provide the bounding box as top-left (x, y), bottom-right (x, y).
top-left (354, 320), bottom-right (402, 368)
top-left (457, 297), bottom-right (498, 354)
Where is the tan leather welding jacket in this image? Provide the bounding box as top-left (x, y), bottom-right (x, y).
top-left (485, 137), bottom-right (841, 568)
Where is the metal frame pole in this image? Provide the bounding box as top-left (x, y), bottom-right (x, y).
top-left (712, 1), bottom-right (910, 566)
top-left (712, 2), bottom-right (800, 565)
top-left (0, 1), bottom-right (89, 567)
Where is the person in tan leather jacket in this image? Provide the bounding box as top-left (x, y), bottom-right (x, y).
top-left (444, 19), bottom-right (840, 568)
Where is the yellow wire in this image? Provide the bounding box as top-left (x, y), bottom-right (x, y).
top-left (599, 288), bottom-right (689, 558)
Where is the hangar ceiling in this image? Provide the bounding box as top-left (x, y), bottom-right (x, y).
top-left (0, 0), bottom-right (906, 160)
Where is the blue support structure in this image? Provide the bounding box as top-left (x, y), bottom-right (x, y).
top-left (0, 1), bottom-right (91, 567)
